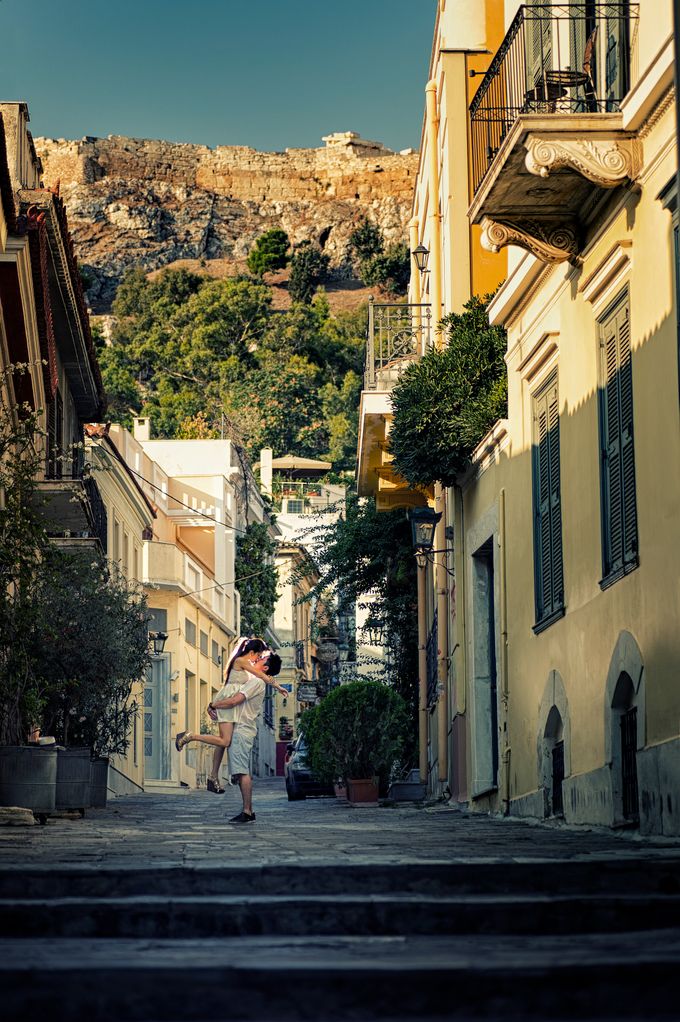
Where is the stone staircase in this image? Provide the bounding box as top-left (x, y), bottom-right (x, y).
top-left (1, 858), bottom-right (679, 1021)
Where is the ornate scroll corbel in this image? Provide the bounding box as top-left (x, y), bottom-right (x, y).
top-left (480, 216), bottom-right (580, 263)
top-left (524, 135), bottom-right (642, 187)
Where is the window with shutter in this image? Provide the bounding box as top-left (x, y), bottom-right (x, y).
top-left (532, 371), bottom-right (565, 633)
top-left (598, 292), bottom-right (638, 588)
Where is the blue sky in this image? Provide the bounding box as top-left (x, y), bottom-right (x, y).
top-left (1, 0), bottom-right (435, 151)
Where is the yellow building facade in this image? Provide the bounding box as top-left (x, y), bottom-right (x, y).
top-left (411, 0), bottom-right (679, 834)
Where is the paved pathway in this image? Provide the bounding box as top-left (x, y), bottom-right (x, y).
top-left (1, 777), bottom-right (678, 868)
top-left (3, 780), bottom-right (680, 1021)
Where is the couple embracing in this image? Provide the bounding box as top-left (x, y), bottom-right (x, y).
top-left (175, 637), bottom-right (284, 824)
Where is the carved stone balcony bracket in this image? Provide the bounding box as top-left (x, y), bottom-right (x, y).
top-left (524, 135), bottom-right (643, 188)
top-left (481, 216), bottom-right (580, 264)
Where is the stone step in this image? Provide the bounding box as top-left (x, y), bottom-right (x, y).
top-left (2, 891), bottom-right (680, 939)
top-left (2, 857), bottom-right (679, 899)
top-left (1, 931), bottom-right (679, 1021)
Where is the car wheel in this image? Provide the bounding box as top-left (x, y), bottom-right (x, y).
top-left (286, 780), bottom-right (305, 801)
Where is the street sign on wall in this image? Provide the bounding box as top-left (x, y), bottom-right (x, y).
top-left (297, 685), bottom-right (318, 702)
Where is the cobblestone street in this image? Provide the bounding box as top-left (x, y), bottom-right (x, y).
top-left (1, 778), bottom-right (679, 868)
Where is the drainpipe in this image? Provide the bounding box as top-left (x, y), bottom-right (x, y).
top-left (427, 78), bottom-right (449, 784)
top-left (416, 553), bottom-right (428, 783)
top-left (409, 217), bottom-right (424, 354)
top-left (425, 81), bottom-right (443, 346)
top-left (499, 488), bottom-right (511, 815)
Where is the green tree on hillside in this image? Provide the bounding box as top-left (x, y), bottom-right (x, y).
top-left (246, 228), bottom-right (290, 277)
top-left (348, 218), bottom-right (409, 297)
top-left (348, 218), bottom-right (384, 263)
top-left (288, 242), bottom-right (330, 304)
top-left (97, 265), bottom-right (364, 470)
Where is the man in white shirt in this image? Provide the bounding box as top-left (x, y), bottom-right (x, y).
top-left (212, 650), bottom-right (282, 824)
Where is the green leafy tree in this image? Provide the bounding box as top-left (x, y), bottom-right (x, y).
top-left (0, 364), bottom-right (51, 745)
top-left (288, 242), bottom-right (330, 304)
top-left (389, 295), bottom-right (507, 488)
top-left (348, 218), bottom-right (384, 264)
top-left (359, 242), bottom-right (410, 297)
top-left (235, 521), bottom-right (278, 636)
top-left (349, 220), bottom-right (409, 297)
top-left (99, 266), bottom-right (366, 471)
top-left (247, 228), bottom-right (290, 277)
top-left (36, 551), bottom-right (151, 754)
top-left (297, 495), bottom-right (418, 745)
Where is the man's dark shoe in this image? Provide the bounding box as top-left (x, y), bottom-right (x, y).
top-left (229, 811), bottom-right (256, 824)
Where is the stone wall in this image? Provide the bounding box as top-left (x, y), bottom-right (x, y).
top-left (34, 133), bottom-right (419, 309)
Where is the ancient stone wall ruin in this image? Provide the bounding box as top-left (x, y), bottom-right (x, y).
top-left (34, 132), bottom-right (419, 309)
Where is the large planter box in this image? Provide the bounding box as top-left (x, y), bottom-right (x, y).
top-left (89, 756), bottom-right (109, 808)
top-left (388, 769), bottom-right (427, 802)
top-left (0, 745), bottom-right (57, 815)
top-left (56, 747), bottom-right (90, 814)
top-left (347, 777), bottom-right (379, 807)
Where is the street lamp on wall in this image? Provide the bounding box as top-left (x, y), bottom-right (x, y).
top-left (407, 506), bottom-right (441, 554)
top-left (412, 244), bottom-right (430, 274)
top-left (149, 630), bottom-right (168, 657)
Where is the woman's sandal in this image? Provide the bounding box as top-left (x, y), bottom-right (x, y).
top-left (207, 776), bottom-right (225, 794)
top-left (175, 730), bottom-right (192, 751)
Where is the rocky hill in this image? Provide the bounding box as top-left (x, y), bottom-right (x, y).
top-left (34, 131), bottom-right (419, 310)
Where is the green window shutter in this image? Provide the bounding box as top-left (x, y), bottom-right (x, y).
top-left (618, 306), bottom-right (638, 567)
top-left (532, 372), bottom-right (564, 628)
top-left (599, 295), bottom-right (638, 584)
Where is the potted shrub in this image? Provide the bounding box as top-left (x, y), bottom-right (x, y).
top-left (302, 680), bottom-right (410, 807)
top-left (35, 549), bottom-right (151, 813)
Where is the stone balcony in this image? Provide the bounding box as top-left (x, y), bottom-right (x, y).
top-left (468, 3), bottom-right (641, 264)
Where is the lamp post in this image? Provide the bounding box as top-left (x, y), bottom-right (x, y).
top-left (148, 631), bottom-right (168, 657)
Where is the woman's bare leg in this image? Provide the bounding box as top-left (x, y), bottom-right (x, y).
top-left (210, 724), bottom-right (233, 779)
top-left (185, 722), bottom-right (233, 750)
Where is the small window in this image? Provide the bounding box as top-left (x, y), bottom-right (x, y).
top-left (199, 630), bottom-right (209, 656)
top-left (185, 618), bottom-right (197, 646)
top-left (283, 499), bottom-right (304, 514)
top-left (532, 370), bottom-right (565, 632)
top-left (212, 640), bottom-right (220, 664)
top-left (598, 292), bottom-right (638, 588)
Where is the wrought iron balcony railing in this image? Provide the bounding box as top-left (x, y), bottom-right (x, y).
top-left (470, 4), bottom-right (639, 195)
top-left (364, 300), bottom-right (432, 391)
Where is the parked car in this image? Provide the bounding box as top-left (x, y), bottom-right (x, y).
top-left (284, 734), bottom-right (333, 801)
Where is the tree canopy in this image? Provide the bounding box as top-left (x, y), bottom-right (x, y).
top-left (296, 494), bottom-right (418, 748)
top-left (246, 228), bottom-right (290, 277)
top-left (98, 268), bottom-right (365, 471)
top-left (288, 242), bottom-right (330, 304)
top-left (389, 295), bottom-right (507, 488)
top-left (348, 218), bottom-right (410, 297)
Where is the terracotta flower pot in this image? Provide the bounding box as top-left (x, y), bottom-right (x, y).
top-left (347, 777), bottom-right (379, 807)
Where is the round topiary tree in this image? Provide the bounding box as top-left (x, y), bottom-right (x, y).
top-left (301, 680), bottom-right (411, 789)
